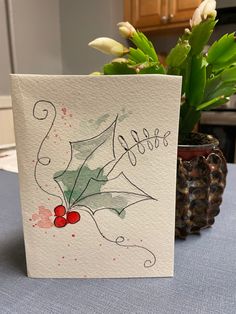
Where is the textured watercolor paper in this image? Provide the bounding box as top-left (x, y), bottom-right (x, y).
top-left (11, 74), bottom-right (181, 278)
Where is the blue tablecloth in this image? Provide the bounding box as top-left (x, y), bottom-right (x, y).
top-left (0, 165), bottom-right (236, 314)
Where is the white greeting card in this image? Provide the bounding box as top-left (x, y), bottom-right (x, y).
top-left (11, 74), bottom-right (181, 278)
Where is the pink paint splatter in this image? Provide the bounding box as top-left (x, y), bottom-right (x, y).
top-left (62, 107), bottom-right (67, 115)
top-left (31, 206), bottom-right (53, 229)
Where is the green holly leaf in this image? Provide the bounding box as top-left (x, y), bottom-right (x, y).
top-left (54, 118), bottom-right (154, 217)
top-left (74, 172), bottom-right (153, 216)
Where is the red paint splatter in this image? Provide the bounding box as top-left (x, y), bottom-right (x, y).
top-left (31, 206), bottom-right (53, 228)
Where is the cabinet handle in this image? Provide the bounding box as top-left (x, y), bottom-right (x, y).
top-left (169, 13), bottom-right (174, 21)
top-left (161, 15), bottom-right (168, 24)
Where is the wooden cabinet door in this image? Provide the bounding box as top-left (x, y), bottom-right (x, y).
top-left (125, 0), bottom-right (163, 28)
top-left (168, 0), bottom-right (201, 24)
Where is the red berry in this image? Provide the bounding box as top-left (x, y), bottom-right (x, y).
top-left (54, 216), bottom-right (67, 228)
top-left (54, 205), bottom-right (66, 217)
top-left (67, 211), bottom-right (80, 224)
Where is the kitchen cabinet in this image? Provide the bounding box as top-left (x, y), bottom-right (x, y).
top-left (124, 0), bottom-right (201, 32)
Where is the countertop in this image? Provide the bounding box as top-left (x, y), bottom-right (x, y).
top-left (0, 166), bottom-right (236, 314)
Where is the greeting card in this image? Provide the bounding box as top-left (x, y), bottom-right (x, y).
top-left (11, 74), bottom-right (181, 278)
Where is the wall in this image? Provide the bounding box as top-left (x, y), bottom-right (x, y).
top-left (59, 0), bottom-right (124, 74)
top-left (0, 0), bottom-right (12, 94)
top-left (7, 0), bottom-right (62, 74)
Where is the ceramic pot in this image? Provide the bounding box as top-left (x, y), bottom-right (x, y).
top-left (176, 133), bottom-right (227, 239)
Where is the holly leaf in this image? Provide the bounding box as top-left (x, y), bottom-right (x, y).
top-left (54, 119), bottom-right (117, 208)
top-left (74, 172), bottom-right (154, 216)
top-left (54, 118), bottom-right (155, 215)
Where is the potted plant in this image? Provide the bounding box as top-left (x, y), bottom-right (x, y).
top-left (88, 0), bottom-right (236, 238)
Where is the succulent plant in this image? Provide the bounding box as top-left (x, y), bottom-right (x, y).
top-left (89, 0), bottom-right (236, 137)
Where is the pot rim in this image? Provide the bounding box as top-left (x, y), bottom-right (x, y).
top-left (178, 143), bottom-right (218, 150)
top-left (178, 132), bottom-right (219, 149)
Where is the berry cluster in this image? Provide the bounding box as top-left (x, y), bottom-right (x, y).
top-left (54, 205), bottom-right (80, 228)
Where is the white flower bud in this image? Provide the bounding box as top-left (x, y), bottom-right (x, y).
top-left (117, 21), bottom-right (136, 38)
top-left (88, 37), bottom-right (129, 56)
top-left (190, 7), bottom-right (202, 27)
top-left (202, 2), bottom-right (217, 19)
top-left (190, 0), bottom-right (216, 28)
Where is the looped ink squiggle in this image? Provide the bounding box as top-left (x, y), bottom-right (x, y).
top-left (33, 100), bottom-right (63, 203)
top-left (79, 208), bottom-right (156, 268)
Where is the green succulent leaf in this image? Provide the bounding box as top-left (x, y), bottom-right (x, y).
top-left (129, 47), bottom-right (148, 63)
top-left (131, 31), bottom-right (158, 62)
top-left (103, 62), bottom-right (136, 75)
top-left (207, 33), bottom-right (236, 71)
top-left (166, 40), bottom-right (191, 68)
top-left (138, 63), bottom-right (165, 74)
top-left (204, 66), bottom-right (236, 100)
top-left (196, 95), bottom-right (228, 111)
top-left (179, 104), bottom-right (201, 135)
top-left (212, 55), bottom-right (236, 73)
top-left (186, 55), bottom-right (206, 106)
top-left (189, 18), bottom-right (217, 55)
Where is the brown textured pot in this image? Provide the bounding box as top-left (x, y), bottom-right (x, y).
top-left (176, 133), bottom-right (227, 239)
